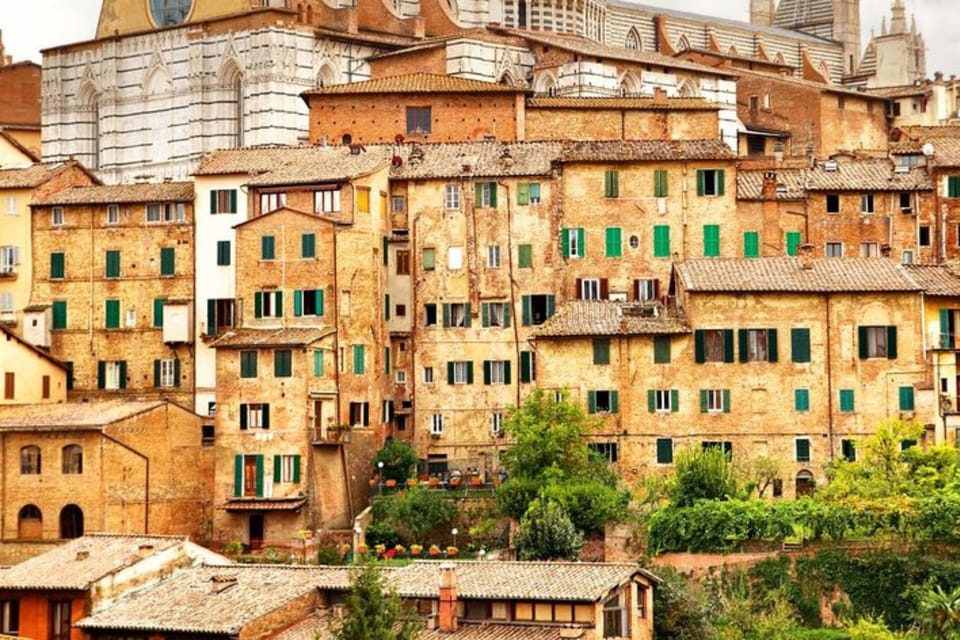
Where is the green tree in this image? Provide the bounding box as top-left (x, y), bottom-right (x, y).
top-left (383, 486), bottom-right (457, 542)
top-left (334, 560), bottom-right (420, 640)
top-left (514, 498), bottom-right (584, 561)
top-left (914, 585), bottom-right (960, 640)
top-left (669, 445), bottom-right (740, 507)
top-left (653, 566), bottom-right (717, 640)
top-left (373, 438), bottom-right (418, 484)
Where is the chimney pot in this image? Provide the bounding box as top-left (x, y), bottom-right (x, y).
top-left (75, 549), bottom-right (89, 561)
top-left (137, 543), bottom-right (155, 558)
top-left (797, 243), bottom-right (815, 269)
top-left (438, 563), bottom-right (458, 633)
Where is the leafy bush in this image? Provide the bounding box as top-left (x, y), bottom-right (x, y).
top-left (317, 544), bottom-right (346, 565)
top-left (365, 522), bottom-right (401, 548)
top-left (541, 479), bottom-right (630, 534)
top-left (383, 486), bottom-right (457, 542)
top-left (653, 565), bottom-right (716, 640)
top-left (373, 439), bottom-right (418, 484)
top-left (514, 499), bottom-right (583, 561)
top-left (670, 445), bottom-right (741, 507)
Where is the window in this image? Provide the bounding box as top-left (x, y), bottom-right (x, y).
top-left (42, 375), bottom-right (50, 400)
top-left (406, 106), bottom-right (431, 134)
top-left (254, 291), bottom-right (283, 319)
top-left (3, 372), bottom-right (12, 400)
top-left (796, 438), bottom-right (811, 462)
top-left (301, 233), bottom-right (316, 258)
top-left (0, 600), bottom-right (18, 635)
top-left (160, 247), bottom-right (175, 276)
top-left (52, 207), bottom-right (64, 226)
top-left (424, 303), bottom-right (438, 327)
top-left (487, 244), bottom-right (501, 268)
top-left (146, 202), bottom-right (185, 223)
top-left (490, 412), bottom-right (503, 436)
top-left (579, 278), bottom-right (604, 300)
top-left (240, 403), bottom-right (270, 429)
top-left (260, 192), bottom-right (286, 213)
top-left (155, 358), bottom-right (178, 387)
top-left (313, 189), bottom-right (340, 214)
top-left (261, 235), bottom-right (275, 260)
top-left (588, 390), bottom-right (619, 414)
top-left (443, 303), bottom-right (470, 328)
top-left (234, 454), bottom-right (264, 497)
top-left (0, 246), bottom-right (16, 275)
top-left (448, 246), bottom-right (463, 269)
top-left (521, 294), bottom-right (555, 326)
top-left (740, 328), bottom-right (777, 362)
top-left (106, 204), bottom-right (119, 224)
top-left (20, 446), bottom-right (40, 474)
top-left (826, 194), bottom-right (840, 214)
top-left (475, 182), bottom-right (497, 207)
top-left (52, 301), bottom-right (67, 330)
top-left (312, 350), bottom-right (324, 377)
top-left (206, 298), bottom-right (236, 336)
top-left (899, 191), bottom-right (912, 212)
top-left (795, 388), bottom-right (810, 412)
top-left (483, 360), bottom-right (511, 385)
top-left (858, 325), bottom-right (897, 359)
top-left (696, 169), bottom-right (725, 196)
top-left (949, 176), bottom-right (960, 198)
top-left (899, 385), bottom-right (915, 411)
top-left (839, 389), bottom-right (855, 412)
top-left (604, 169), bottom-right (619, 197)
top-left (562, 227), bottom-right (585, 259)
top-left (518, 244), bottom-right (533, 268)
top-left (653, 169), bottom-right (668, 197)
top-left (841, 439), bottom-right (856, 462)
top-left (605, 227), bottom-right (622, 257)
top-left (593, 338), bottom-right (611, 365)
top-left (860, 193), bottom-right (875, 214)
top-left (629, 235), bottom-right (639, 250)
top-left (210, 189), bottom-right (238, 214)
top-left (482, 302), bottom-right (510, 327)
top-left (356, 188), bottom-right (370, 213)
top-left (104, 299), bottom-right (120, 329)
top-left (423, 366), bottom-right (434, 383)
top-left (656, 438), bottom-right (674, 464)
top-left (903, 250), bottom-right (914, 264)
top-left (275, 350), bottom-right (292, 377)
top-left (743, 231), bottom-right (759, 258)
top-left (50, 252), bottom-right (65, 279)
top-left (447, 361), bottom-right (473, 384)
top-left (353, 345), bottom-right (365, 374)
top-left (4, 196), bottom-right (15, 214)
top-left (105, 250), bottom-right (120, 278)
top-left (648, 389), bottom-right (677, 413)
top-left (786, 231), bottom-right (801, 256)
top-left (825, 242), bottom-right (843, 257)
top-left (635, 278), bottom-right (659, 302)
top-left (240, 351), bottom-right (258, 378)
top-left (444, 185), bottom-right (460, 209)
top-left (703, 224), bottom-right (720, 257)
top-left (396, 249), bottom-right (410, 275)
top-left (395, 369), bottom-right (407, 385)
top-left (920, 225), bottom-right (931, 247)
top-left (653, 225), bottom-right (670, 258)
top-left (653, 336), bottom-right (671, 363)
top-left (422, 247), bottom-right (436, 271)
top-left (520, 351), bottom-right (536, 383)
top-left (702, 441), bottom-right (733, 457)
top-left (431, 413), bottom-right (444, 435)
top-left (275, 455), bottom-right (301, 483)
top-left (50, 600), bottom-right (72, 640)
top-left (859, 242), bottom-right (879, 257)
top-left (294, 289), bottom-right (324, 317)
top-left (62, 445), bottom-right (82, 474)
top-left (695, 329), bottom-right (734, 363)
top-left (701, 389), bottom-right (729, 413)
top-left (746, 134), bottom-right (765, 156)
top-left (217, 240), bottom-right (231, 266)
top-left (589, 442), bottom-right (619, 463)
top-left (392, 195), bottom-right (405, 213)
top-left (791, 328), bottom-right (811, 363)
top-left (517, 182), bottom-right (541, 205)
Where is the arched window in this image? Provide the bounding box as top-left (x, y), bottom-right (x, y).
top-left (518, 0), bottom-right (527, 28)
top-left (297, 3), bottom-right (304, 22)
top-left (625, 27), bottom-right (641, 50)
top-left (317, 62), bottom-right (339, 90)
top-left (149, 0), bottom-right (193, 27)
top-left (18, 504), bottom-right (42, 539)
top-left (795, 470), bottom-right (816, 497)
top-left (60, 505), bottom-right (84, 539)
top-left (20, 446), bottom-right (40, 475)
top-left (62, 445), bottom-right (83, 474)
top-left (220, 62), bottom-right (244, 148)
top-left (306, 5), bottom-right (313, 23)
top-left (78, 83), bottom-right (100, 171)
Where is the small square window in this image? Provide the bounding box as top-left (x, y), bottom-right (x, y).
top-left (106, 204), bottom-right (120, 224)
top-left (826, 194), bottom-right (840, 214)
top-left (444, 185), bottom-right (461, 209)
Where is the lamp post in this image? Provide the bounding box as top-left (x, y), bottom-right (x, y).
top-left (377, 461), bottom-right (384, 497)
top-left (451, 527), bottom-right (458, 549)
top-left (352, 523), bottom-right (363, 564)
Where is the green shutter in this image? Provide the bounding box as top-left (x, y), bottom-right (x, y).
top-left (609, 390), bottom-right (618, 413)
top-left (703, 224), bottom-right (720, 257)
top-left (653, 225), bottom-right (670, 257)
top-left (274, 456), bottom-right (282, 483)
top-left (254, 292), bottom-right (263, 319)
top-left (234, 455), bottom-right (243, 497)
top-left (941, 309), bottom-right (953, 348)
top-left (546, 295), bottom-right (555, 320)
top-left (588, 390), bottom-right (597, 414)
top-left (293, 455), bottom-right (301, 483)
top-left (442, 303), bottom-right (451, 328)
top-left (97, 361), bottom-right (105, 389)
top-left (385, 294), bottom-right (390, 320)
top-left (858, 326), bottom-right (869, 359)
top-left (767, 328), bottom-right (778, 362)
top-left (466, 362), bottom-right (474, 384)
top-left (474, 183), bottom-right (483, 206)
top-left (786, 231), bottom-right (801, 256)
top-left (106, 250), bottom-right (120, 278)
top-left (210, 190), bottom-right (218, 214)
top-left (160, 247), bottom-right (175, 275)
top-left (717, 170), bottom-right (725, 196)
top-left (105, 299), bottom-right (120, 329)
top-left (647, 390), bottom-right (655, 413)
top-left (464, 303), bottom-right (472, 328)
top-left (262, 405), bottom-right (270, 429)
top-left (699, 389), bottom-right (708, 413)
top-left (240, 404), bottom-right (248, 430)
top-left (899, 386), bottom-right (915, 411)
top-left (517, 183), bottom-right (530, 205)
top-left (50, 252), bottom-right (64, 278)
top-left (489, 183), bottom-right (497, 207)
top-left (315, 289), bottom-right (324, 315)
top-left (313, 350), bottom-right (324, 376)
top-left (255, 454), bottom-right (264, 497)
top-left (207, 299), bottom-right (217, 336)
top-left (276, 291), bottom-right (283, 318)
top-left (738, 329), bottom-right (748, 363)
top-left (723, 329), bottom-right (735, 363)
top-left (840, 389), bottom-right (855, 412)
top-left (950, 176), bottom-right (960, 198)
top-left (275, 350), bottom-right (291, 377)
top-left (302, 233), bottom-right (316, 258)
top-left (520, 351), bottom-right (533, 382)
top-left (653, 336), bottom-right (670, 363)
top-left (694, 330), bottom-right (705, 363)
top-left (483, 360), bottom-right (492, 385)
top-left (384, 346), bottom-right (390, 374)
top-left (422, 248), bottom-right (435, 270)
top-left (604, 170), bottom-right (619, 197)
top-left (217, 240), bottom-right (231, 266)
top-left (605, 227), bottom-right (622, 257)
top-left (723, 389), bottom-right (731, 413)
top-left (118, 361), bottom-right (127, 389)
top-left (153, 298), bottom-right (164, 328)
top-left (654, 169), bottom-right (668, 197)
top-left (796, 439), bottom-right (810, 462)
top-left (670, 389), bottom-right (679, 412)
top-left (353, 345), bottom-right (365, 374)
top-left (52, 301), bottom-right (67, 330)
top-left (174, 359), bottom-right (180, 386)
top-left (153, 359), bottom-right (161, 387)
top-left (577, 228), bottom-right (586, 257)
top-left (521, 296), bottom-right (531, 326)
top-left (696, 169), bottom-right (705, 196)
top-left (518, 244), bottom-right (533, 268)
top-left (382, 236), bottom-right (389, 266)
top-left (261, 236), bottom-right (275, 260)
top-left (887, 326), bottom-right (898, 359)
top-left (744, 231), bottom-right (759, 258)
top-left (593, 339), bottom-right (610, 365)
top-left (294, 290), bottom-right (303, 317)
top-left (447, 361), bottom-right (455, 384)
top-left (791, 328), bottom-right (811, 363)
top-left (561, 228), bottom-right (571, 258)
top-left (795, 388), bottom-right (810, 412)
top-left (503, 304), bottom-right (511, 327)
top-left (656, 438), bottom-right (673, 464)
top-left (481, 303), bottom-right (490, 327)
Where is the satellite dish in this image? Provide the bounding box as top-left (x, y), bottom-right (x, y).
top-left (922, 142), bottom-right (935, 157)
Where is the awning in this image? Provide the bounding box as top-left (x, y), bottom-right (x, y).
top-left (219, 497), bottom-right (306, 512)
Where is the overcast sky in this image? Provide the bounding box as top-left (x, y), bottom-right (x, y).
top-left (1, 0), bottom-right (957, 77)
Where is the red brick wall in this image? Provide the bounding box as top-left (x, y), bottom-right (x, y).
top-left (0, 63), bottom-right (40, 128)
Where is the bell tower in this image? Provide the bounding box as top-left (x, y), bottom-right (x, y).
top-left (832, 0), bottom-right (861, 76)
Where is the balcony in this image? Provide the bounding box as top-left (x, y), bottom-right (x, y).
top-left (313, 424), bottom-right (350, 446)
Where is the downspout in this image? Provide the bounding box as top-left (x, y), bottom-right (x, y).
top-left (281, 223), bottom-right (286, 329)
top-left (825, 294), bottom-right (835, 460)
top-left (498, 181), bottom-right (522, 409)
top-left (101, 431), bottom-right (150, 532)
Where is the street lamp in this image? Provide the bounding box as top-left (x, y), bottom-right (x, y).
top-left (451, 527), bottom-right (458, 549)
top-left (352, 523), bottom-right (363, 565)
top-left (377, 461), bottom-right (384, 496)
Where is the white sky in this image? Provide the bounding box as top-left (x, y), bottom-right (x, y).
top-left (0, 0), bottom-right (956, 77)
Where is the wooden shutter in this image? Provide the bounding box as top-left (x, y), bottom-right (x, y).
top-left (767, 328), bottom-right (778, 362)
top-left (887, 326), bottom-right (898, 359)
top-left (234, 455), bottom-right (243, 497)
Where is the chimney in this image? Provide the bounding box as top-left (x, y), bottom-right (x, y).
top-left (211, 574), bottom-right (238, 594)
top-left (761, 171), bottom-right (777, 200)
top-left (75, 549), bottom-right (90, 561)
top-left (137, 543), bottom-right (155, 558)
top-left (797, 243), bottom-right (815, 270)
top-left (438, 563), bottom-right (458, 633)
top-left (653, 87), bottom-right (668, 104)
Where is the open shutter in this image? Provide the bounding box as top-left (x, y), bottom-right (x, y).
top-left (503, 361), bottom-right (511, 384)
top-left (767, 328), bottom-right (778, 362)
top-left (723, 389), bottom-right (731, 413)
top-left (696, 169), bottom-right (705, 196)
top-left (671, 389), bottom-right (679, 412)
top-left (474, 183), bottom-right (483, 206)
top-left (174, 359), bottom-right (181, 387)
top-left (275, 291), bottom-right (283, 318)
top-left (546, 295), bottom-right (555, 319)
top-left (489, 183), bottom-right (497, 207)
top-left (207, 299), bottom-right (217, 336)
top-left (610, 390), bottom-right (619, 413)
top-left (561, 229), bottom-right (571, 258)
top-left (699, 389), bottom-right (708, 413)
top-left (255, 455), bottom-right (264, 497)
top-left (483, 361), bottom-right (492, 385)
top-left (442, 304), bottom-right (451, 328)
top-left (464, 303), bottom-right (472, 328)
top-left (240, 404), bottom-right (248, 430)
top-left (274, 456), bottom-right (282, 483)
top-left (600, 279), bottom-right (609, 299)
top-left (262, 405), bottom-right (270, 429)
top-left (694, 330), bottom-right (705, 363)
top-left (447, 362), bottom-right (455, 384)
top-left (97, 361), bottom-right (105, 390)
top-left (647, 390), bottom-right (655, 413)
top-left (503, 304), bottom-right (511, 327)
top-left (577, 228), bottom-right (586, 256)
top-left (522, 296), bottom-right (531, 326)
top-left (234, 455), bottom-right (243, 497)
top-left (520, 351), bottom-right (532, 383)
top-left (466, 362), bottom-right (474, 384)
top-left (717, 169), bottom-right (725, 196)
top-left (575, 278), bottom-right (583, 300)
top-left (724, 330), bottom-right (735, 363)
top-left (153, 360), bottom-right (161, 387)
top-left (118, 361), bottom-right (127, 389)
top-left (857, 326), bottom-right (869, 359)
top-left (210, 191), bottom-right (217, 214)
top-left (887, 326), bottom-right (898, 359)
top-left (293, 455), bottom-right (301, 483)
top-left (294, 290), bottom-right (303, 317)
top-left (941, 309), bottom-right (952, 348)
top-left (254, 292), bottom-right (263, 319)
top-left (738, 329), bottom-right (748, 363)
top-left (588, 391), bottom-right (597, 414)
top-left (316, 290), bottom-right (324, 315)
top-left (481, 303), bottom-right (490, 327)
top-left (633, 280), bottom-right (641, 302)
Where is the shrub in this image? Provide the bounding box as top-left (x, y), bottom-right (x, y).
top-left (514, 499), bottom-right (583, 561)
top-left (373, 439), bottom-right (418, 484)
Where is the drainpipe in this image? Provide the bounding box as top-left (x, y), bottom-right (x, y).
top-left (825, 294), bottom-right (835, 460)
top-left (101, 431), bottom-right (149, 532)
top-left (498, 181), bottom-right (522, 409)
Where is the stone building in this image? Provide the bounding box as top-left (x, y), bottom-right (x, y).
top-left (0, 325), bottom-right (67, 404)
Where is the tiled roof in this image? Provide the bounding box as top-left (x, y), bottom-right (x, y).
top-left (734, 67), bottom-right (887, 100)
top-left (902, 265), bottom-right (960, 296)
top-left (737, 169), bottom-right (806, 200)
top-left (393, 561), bottom-right (655, 601)
top-left (303, 73), bottom-right (524, 96)
top-left (675, 257), bottom-right (921, 293)
top-left (220, 497), bottom-right (307, 511)
top-left (195, 146), bottom-right (392, 185)
top-left (896, 126), bottom-right (960, 141)
top-left (805, 159), bottom-right (931, 191)
top-left (561, 139), bottom-right (735, 162)
top-left (0, 164), bottom-right (58, 189)
top-left (533, 301), bottom-right (690, 338)
top-left (76, 565), bottom-right (353, 634)
top-left (527, 96), bottom-right (717, 110)
top-left (0, 325), bottom-right (67, 371)
top-left (211, 327), bottom-right (332, 349)
top-left (0, 400), bottom-right (167, 430)
top-left (391, 141), bottom-right (563, 179)
top-left (865, 84), bottom-right (930, 99)
top-left (33, 182), bottom-right (193, 205)
top-left (0, 534), bottom-right (212, 590)
top-left (420, 622), bottom-right (581, 640)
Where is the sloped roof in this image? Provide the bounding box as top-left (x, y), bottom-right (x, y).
top-left (737, 168), bottom-right (806, 200)
top-left (210, 327), bottom-right (333, 349)
top-left (0, 325), bottom-right (67, 371)
top-left (902, 264), bottom-right (960, 296)
top-left (805, 159), bottom-right (931, 191)
top-left (196, 145), bottom-right (391, 185)
top-left (0, 163), bottom-right (64, 189)
top-left (527, 96), bottom-right (718, 110)
top-left (0, 400), bottom-right (168, 430)
top-left (0, 534), bottom-right (221, 590)
top-left (391, 141), bottom-right (563, 179)
top-left (33, 182), bottom-right (193, 206)
top-left (279, 616), bottom-right (580, 640)
top-left (675, 257), bottom-right (921, 293)
top-left (533, 301), bottom-right (690, 338)
top-left (774, 0), bottom-right (833, 32)
top-left (560, 139), bottom-right (734, 163)
top-left (303, 72), bottom-right (524, 96)
top-left (0, 130), bottom-right (40, 163)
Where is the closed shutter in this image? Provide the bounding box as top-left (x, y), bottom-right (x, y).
top-left (786, 231), bottom-right (801, 256)
top-left (654, 169), bottom-right (668, 197)
top-left (302, 233), bottom-right (315, 258)
top-left (605, 227), bottom-right (622, 257)
top-left (656, 438), bottom-right (673, 464)
top-left (767, 328), bottom-right (778, 362)
top-left (518, 244), bottom-right (532, 268)
top-left (160, 247), bottom-right (175, 275)
top-left (887, 326), bottom-right (898, 359)
top-left (744, 232), bottom-right (759, 258)
top-left (153, 298), bottom-right (165, 328)
top-left (796, 439), bottom-right (810, 462)
top-left (899, 386), bottom-right (915, 411)
top-left (517, 183), bottom-right (530, 205)
top-left (255, 455), bottom-right (264, 497)
top-left (791, 328), bottom-right (811, 363)
top-left (234, 455), bottom-right (243, 497)
top-left (51, 252), bottom-right (65, 278)
top-left (795, 389), bottom-right (810, 412)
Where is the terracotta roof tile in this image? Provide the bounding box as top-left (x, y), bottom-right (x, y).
top-left (0, 400), bottom-right (169, 430)
top-left (211, 327), bottom-right (333, 349)
top-left (675, 257), bottom-right (921, 293)
top-left (533, 301), bottom-right (690, 338)
top-left (737, 169), bottom-right (806, 200)
top-left (805, 159), bottom-right (931, 191)
top-left (33, 182), bottom-right (193, 205)
top-left (219, 497), bottom-right (307, 511)
top-left (391, 141), bottom-right (563, 179)
top-left (303, 73), bottom-right (524, 96)
top-left (0, 534), bottom-right (222, 590)
top-left (527, 96), bottom-right (717, 110)
top-left (561, 139), bottom-right (735, 162)
top-left (420, 622), bottom-right (583, 640)
top-left (245, 147), bottom-right (392, 186)
top-left (902, 264), bottom-right (960, 296)
top-left (0, 164), bottom-right (57, 189)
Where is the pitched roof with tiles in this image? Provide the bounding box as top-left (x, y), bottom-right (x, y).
top-left (391, 141), bottom-right (563, 179)
top-left (280, 616), bottom-right (581, 640)
top-left (533, 301), bottom-right (690, 338)
top-left (211, 327), bottom-right (333, 349)
top-left (902, 265), bottom-right (960, 296)
top-left (76, 565), bottom-right (353, 634)
top-left (561, 139), bottom-right (735, 163)
top-left (0, 163), bottom-right (60, 189)
top-left (0, 400), bottom-right (167, 430)
top-left (804, 159), bottom-right (931, 191)
top-left (675, 257), bottom-right (921, 293)
top-left (303, 72), bottom-right (525, 96)
top-left (0, 325), bottom-right (67, 371)
top-left (737, 168), bottom-right (806, 200)
top-left (195, 145), bottom-right (392, 185)
top-left (527, 96), bottom-right (718, 110)
top-left (33, 181), bottom-right (193, 206)
top-left (0, 534), bottom-right (208, 590)
top-left (393, 560), bottom-right (656, 601)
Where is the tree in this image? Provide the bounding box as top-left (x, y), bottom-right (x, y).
top-left (514, 498), bottom-right (584, 561)
top-left (669, 445), bottom-right (740, 507)
top-left (334, 561), bottom-right (420, 640)
top-left (913, 585), bottom-right (960, 640)
top-left (383, 485), bottom-right (457, 542)
top-left (373, 438), bottom-right (418, 484)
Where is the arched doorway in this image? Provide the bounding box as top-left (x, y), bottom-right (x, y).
top-left (18, 504), bottom-right (42, 539)
top-left (60, 504), bottom-right (84, 539)
top-left (795, 470), bottom-right (815, 497)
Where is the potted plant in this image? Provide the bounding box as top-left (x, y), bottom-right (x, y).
top-left (406, 478), bottom-right (418, 488)
top-left (394, 544), bottom-right (406, 556)
top-left (385, 479), bottom-right (397, 488)
top-left (410, 544), bottom-right (422, 556)
top-left (428, 544), bottom-right (441, 556)
top-left (428, 477), bottom-right (440, 488)
top-left (449, 477), bottom-right (461, 488)
top-left (356, 543), bottom-right (368, 555)
top-left (446, 546), bottom-right (459, 557)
